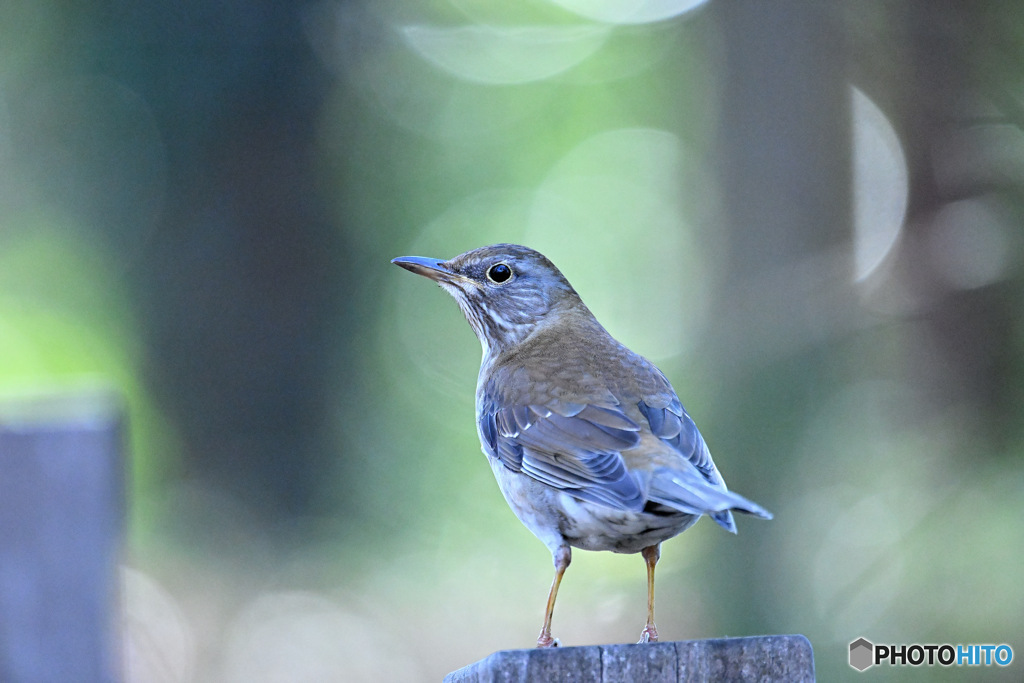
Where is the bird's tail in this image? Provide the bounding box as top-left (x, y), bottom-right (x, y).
top-left (648, 468), bottom-right (772, 534)
top-left (710, 492), bottom-right (772, 532)
top-left (711, 510), bottom-right (738, 533)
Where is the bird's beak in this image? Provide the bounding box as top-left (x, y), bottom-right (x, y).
top-left (391, 255), bottom-right (469, 284)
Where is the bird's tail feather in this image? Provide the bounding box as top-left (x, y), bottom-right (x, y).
top-left (648, 469), bottom-right (772, 533)
top-left (711, 510), bottom-right (737, 533)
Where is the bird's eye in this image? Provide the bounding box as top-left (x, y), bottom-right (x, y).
top-left (487, 263), bottom-right (513, 284)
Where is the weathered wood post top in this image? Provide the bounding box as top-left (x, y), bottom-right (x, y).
top-left (445, 634), bottom-right (814, 683)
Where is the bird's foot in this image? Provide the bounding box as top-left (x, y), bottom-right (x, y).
top-left (637, 624), bottom-right (659, 644)
top-left (536, 633), bottom-right (560, 648)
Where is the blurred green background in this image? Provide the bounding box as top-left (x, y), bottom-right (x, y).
top-left (2, 0), bottom-right (1023, 680)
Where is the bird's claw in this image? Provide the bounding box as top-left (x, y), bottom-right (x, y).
top-left (536, 634), bottom-right (560, 648)
top-left (638, 624), bottom-right (659, 644)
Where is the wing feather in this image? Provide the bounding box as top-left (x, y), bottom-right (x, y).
top-left (478, 392), bottom-right (646, 511)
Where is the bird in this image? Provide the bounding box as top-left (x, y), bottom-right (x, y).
top-left (391, 244), bottom-right (771, 648)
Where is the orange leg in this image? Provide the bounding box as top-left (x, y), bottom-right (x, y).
top-left (638, 544), bottom-right (661, 643)
top-left (537, 545), bottom-right (571, 648)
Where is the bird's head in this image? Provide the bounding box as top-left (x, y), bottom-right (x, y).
top-left (392, 244), bottom-right (586, 355)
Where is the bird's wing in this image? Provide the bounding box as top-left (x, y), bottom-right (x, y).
top-left (478, 398), bottom-right (647, 512)
top-left (636, 395), bottom-right (719, 483)
top-left (636, 395), bottom-right (773, 528)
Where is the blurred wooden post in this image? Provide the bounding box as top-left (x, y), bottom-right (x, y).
top-left (0, 392), bottom-right (124, 682)
top-left (445, 635), bottom-right (814, 682)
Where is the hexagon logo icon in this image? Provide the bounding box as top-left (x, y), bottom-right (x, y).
top-left (849, 637), bottom-right (874, 671)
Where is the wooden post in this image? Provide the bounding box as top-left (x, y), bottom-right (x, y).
top-left (0, 392), bottom-right (124, 682)
top-left (445, 635), bottom-right (814, 682)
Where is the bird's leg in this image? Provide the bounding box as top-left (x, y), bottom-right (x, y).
top-left (537, 545), bottom-right (571, 648)
top-left (638, 544), bottom-right (661, 643)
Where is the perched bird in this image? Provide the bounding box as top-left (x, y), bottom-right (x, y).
top-left (392, 244), bottom-right (771, 647)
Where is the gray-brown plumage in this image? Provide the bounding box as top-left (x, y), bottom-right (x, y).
top-left (392, 244), bottom-right (771, 647)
